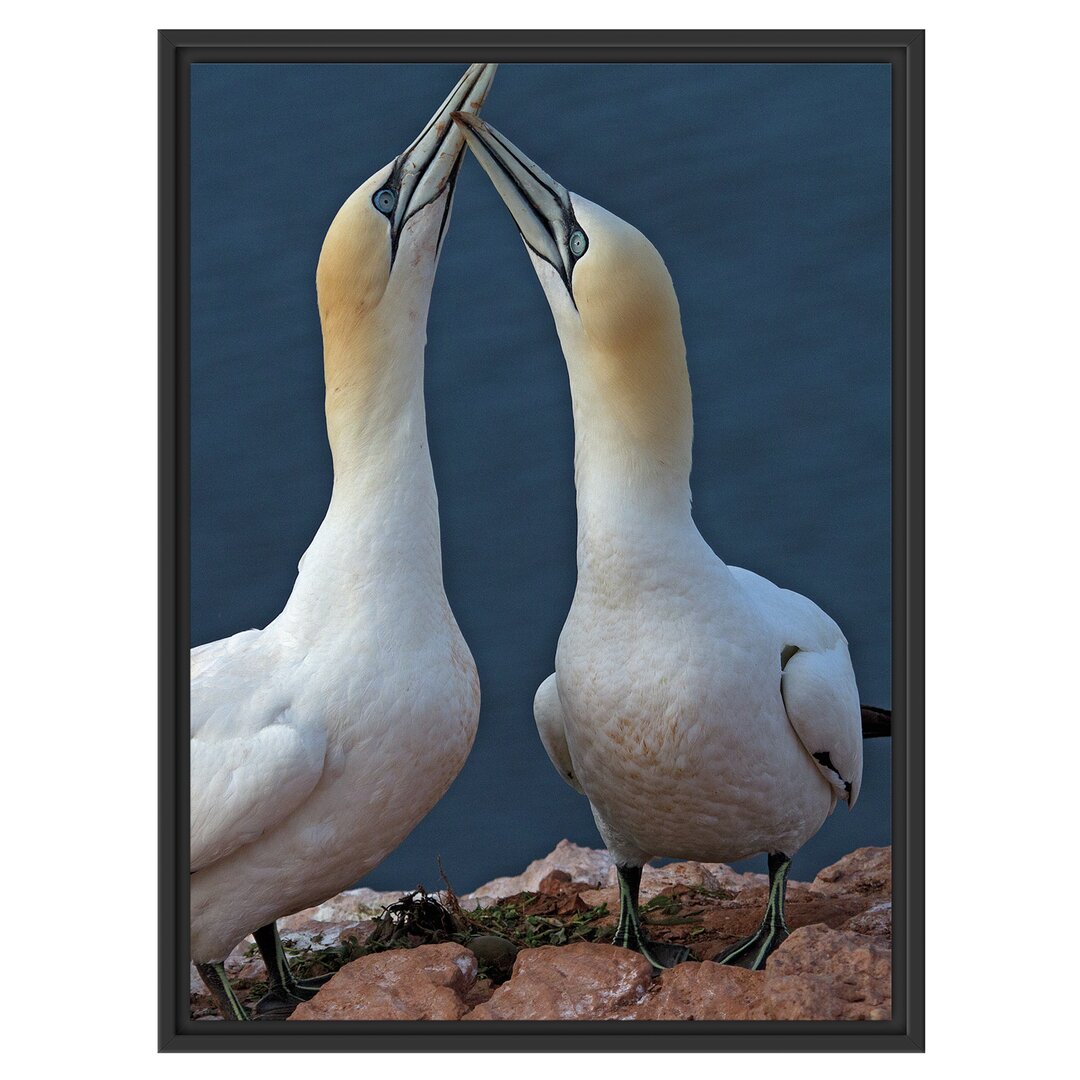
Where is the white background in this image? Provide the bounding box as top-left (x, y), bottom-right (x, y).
top-left (3, 2), bottom-right (1075, 1074)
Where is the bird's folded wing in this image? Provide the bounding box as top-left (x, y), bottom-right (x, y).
top-left (780, 643), bottom-right (864, 807)
top-left (190, 708), bottom-right (327, 873)
top-left (534, 673), bottom-right (585, 794)
top-left (190, 629), bottom-right (261, 684)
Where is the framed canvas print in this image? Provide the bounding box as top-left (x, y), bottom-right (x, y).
top-left (160, 29), bottom-right (924, 1052)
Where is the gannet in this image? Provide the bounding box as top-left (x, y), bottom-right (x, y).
top-left (189, 63), bottom-right (496, 1020)
top-left (454, 111), bottom-right (864, 970)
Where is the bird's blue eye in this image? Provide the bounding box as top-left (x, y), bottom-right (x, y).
top-left (373, 188), bottom-right (397, 214)
top-left (569, 229), bottom-right (588, 258)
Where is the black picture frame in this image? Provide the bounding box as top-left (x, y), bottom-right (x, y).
top-left (160, 28), bottom-right (924, 1053)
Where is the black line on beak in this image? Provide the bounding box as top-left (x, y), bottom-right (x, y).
top-left (387, 64), bottom-right (489, 266)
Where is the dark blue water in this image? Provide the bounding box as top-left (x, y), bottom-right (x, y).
top-left (191, 63), bottom-right (891, 890)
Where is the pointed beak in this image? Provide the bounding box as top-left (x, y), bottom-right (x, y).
top-left (391, 63), bottom-right (497, 232)
top-left (451, 111), bottom-right (581, 295)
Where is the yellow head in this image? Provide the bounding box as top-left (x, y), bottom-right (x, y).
top-left (316, 64), bottom-right (496, 438)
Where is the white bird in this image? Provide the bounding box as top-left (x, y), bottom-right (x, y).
top-left (190, 63), bottom-right (496, 1019)
top-left (454, 111), bottom-right (863, 970)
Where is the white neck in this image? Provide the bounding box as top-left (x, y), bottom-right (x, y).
top-left (572, 413), bottom-right (693, 542)
top-left (283, 317), bottom-right (445, 624)
top-left (326, 362), bottom-right (441, 564)
top-left (563, 342), bottom-right (696, 577)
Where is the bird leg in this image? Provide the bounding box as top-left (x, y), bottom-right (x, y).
top-left (196, 961), bottom-right (250, 1021)
top-left (251, 922), bottom-right (332, 1019)
top-left (717, 851), bottom-right (791, 970)
top-left (612, 864), bottom-right (691, 970)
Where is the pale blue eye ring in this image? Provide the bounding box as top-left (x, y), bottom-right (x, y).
top-left (373, 188), bottom-right (397, 214)
top-left (569, 229), bottom-right (588, 257)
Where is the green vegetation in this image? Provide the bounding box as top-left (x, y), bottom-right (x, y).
top-left (454, 894), bottom-right (611, 950)
top-left (223, 881), bottom-right (718, 1000)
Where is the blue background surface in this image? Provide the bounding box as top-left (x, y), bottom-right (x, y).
top-left (190, 62), bottom-right (892, 890)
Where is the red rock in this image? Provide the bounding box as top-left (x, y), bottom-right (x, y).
top-left (578, 861), bottom-right (767, 912)
top-left (768, 923), bottom-right (889, 979)
top-left (537, 869), bottom-right (573, 893)
top-left (464, 943), bottom-right (653, 1020)
top-left (628, 925), bottom-right (891, 1021)
top-left (627, 962), bottom-right (764, 1020)
top-left (462, 977), bottom-right (496, 1010)
top-left (461, 844), bottom-right (772, 910)
top-left (193, 845), bottom-right (896, 1022)
top-left (461, 840), bottom-right (614, 907)
top-left (811, 846), bottom-right (891, 897)
top-left (288, 943), bottom-right (477, 1021)
top-left (761, 924), bottom-right (891, 1020)
top-left (844, 901), bottom-right (893, 940)
top-left (638, 861), bottom-right (765, 898)
top-left (756, 974), bottom-right (888, 1021)
top-left (577, 884), bottom-right (620, 909)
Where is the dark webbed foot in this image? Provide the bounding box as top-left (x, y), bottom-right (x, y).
top-left (716, 922), bottom-right (789, 970)
top-left (612, 864), bottom-right (692, 971)
top-left (716, 852), bottom-right (792, 972)
top-left (636, 938), bottom-right (692, 969)
top-left (252, 921), bottom-right (332, 1012)
top-left (196, 960), bottom-right (250, 1021)
top-left (292, 972), bottom-right (334, 996)
top-left (253, 987), bottom-right (307, 1020)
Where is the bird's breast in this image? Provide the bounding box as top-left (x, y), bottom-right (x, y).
top-left (553, 584), bottom-right (828, 862)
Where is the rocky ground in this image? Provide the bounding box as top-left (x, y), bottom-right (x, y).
top-left (191, 841), bottom-right (891, 1022)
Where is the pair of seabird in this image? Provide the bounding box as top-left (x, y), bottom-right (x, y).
top-left (191, 63), bottom-right (867, 1019)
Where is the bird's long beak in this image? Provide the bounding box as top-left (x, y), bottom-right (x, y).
top-left (390, 63), bottom-right (497, 233)
top-left (451, 112), bottom-right (580, 294)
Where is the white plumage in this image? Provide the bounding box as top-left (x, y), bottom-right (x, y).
top-left (456, 110), bottom-right (863, 966)
top-left (190, 65), bottom-right (495, 977)
top-left (543, 547), bottom-right (862, 870)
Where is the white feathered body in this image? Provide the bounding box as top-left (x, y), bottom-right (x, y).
top-left (537, 512), bottom-right (862, 869)
top-left (188, 65), bottom-right (498, 969)
top-left (522, 198), bottom-right (864, 873)
top-left (190, 425), bottom-right (479, 964)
